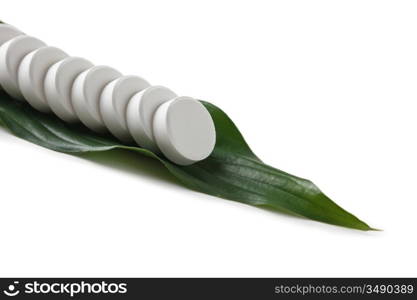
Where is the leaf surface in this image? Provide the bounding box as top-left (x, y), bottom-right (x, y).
top-left (0, 91), bottom-right (373, 230)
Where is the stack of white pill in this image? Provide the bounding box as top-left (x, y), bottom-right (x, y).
top-left (0, 23), bottom-right (216, 165)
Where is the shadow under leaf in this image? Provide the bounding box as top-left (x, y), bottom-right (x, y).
top-left (76, 149), bottom-right (180, 187)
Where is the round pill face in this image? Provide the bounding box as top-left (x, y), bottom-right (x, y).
top-left (153, 97), bottom-right (216, 165)
top-left (0, 24), bottom-right (23, 47)
top-left (44, 57), bottom-right (94, 123)
top-left (72, 66), bottom-right (122, 133)
top-left (100, 75), bottom-right (150, 142)
top-left (18, 46), bottom-right (68, 112)
top-left (126, 85), bottom-right (177, 151)
top-left (0, 35), bottom-right (46, 100)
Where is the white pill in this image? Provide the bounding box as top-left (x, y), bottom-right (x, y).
top-left (0, 24), bottom-right (23, 46)
top-left (18, 46), bottom-right (68, 112)
top-left (44, 57), bottom-right (93, 122)
top-left (100, 75), bottom-right (150, 142)
top-left (0, 35), bottom-right (46, 100)
top-left (72, 66), bottom-right (122, 133)
top-left (153, 97), bottom-right (216, 165)
top-left (126, 85), bottom-right (176, 151)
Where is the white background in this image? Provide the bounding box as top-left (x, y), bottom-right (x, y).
top-left (1, 0), bottom-right (416, 277)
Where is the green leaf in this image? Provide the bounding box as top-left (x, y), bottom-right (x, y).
top-left (0, 90), bottom-right (374, 230)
